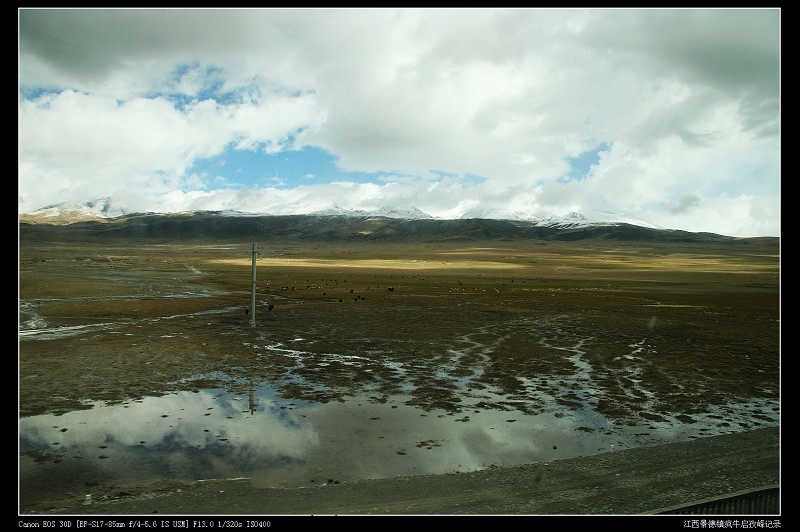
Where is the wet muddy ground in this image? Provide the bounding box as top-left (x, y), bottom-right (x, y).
top-left (18, 239), bottom-right (780, 513)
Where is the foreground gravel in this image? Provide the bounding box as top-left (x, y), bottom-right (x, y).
top-left (21, 426), bottom-right (779, 516)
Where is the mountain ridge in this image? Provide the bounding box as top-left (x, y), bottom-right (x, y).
top-left (19, 198), bottom-right (657, 230)
top-left (18, 209), bottom-right (776, 245)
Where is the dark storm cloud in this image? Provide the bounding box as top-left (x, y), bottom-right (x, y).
top-left (577, 9), bottom-right (779, 136)
top-left (20, 9), bottom-right (166, 79)
top-left (19, 8), bottom-right (269, 81)
top-left (578, 9), bottom-right (778, 91)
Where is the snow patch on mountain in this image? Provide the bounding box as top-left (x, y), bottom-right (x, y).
top-left (310, 205), bottom-right (434, 220)
top-left (20, 197), bottom-right (131, 223)
top-left (456, 207), bottom-right (662, 230)
top-left (23, 197), bottom-right (662, 232)
top-left (524, 210), bottom-right (663, 230)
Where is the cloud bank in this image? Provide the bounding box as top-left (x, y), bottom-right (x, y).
top-left (19, 8), bottom-right (780, 236)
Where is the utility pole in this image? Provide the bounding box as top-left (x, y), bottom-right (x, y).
top-left (248, 379), bottom-right (256, 415)
top-left (250, 241), bottom-right (257, 328)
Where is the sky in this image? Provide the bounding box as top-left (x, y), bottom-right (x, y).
top-left (18, 8), bottom-right (780, 237)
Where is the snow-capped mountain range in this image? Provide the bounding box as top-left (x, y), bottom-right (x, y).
top-left (20, 197), bottom-right (662, 231)
top-left (20, 197), bottom-right (120, 220)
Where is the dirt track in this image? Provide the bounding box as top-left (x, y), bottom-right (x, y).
top-left (22, 426), bottom-right (779, 515)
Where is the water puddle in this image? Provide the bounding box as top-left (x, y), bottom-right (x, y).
top-left (19, 374), bottom-right (779, 496)
top-left (18, 303), bottom-right (243, 341)
top-left (19, 312), bottom-right (779, 500)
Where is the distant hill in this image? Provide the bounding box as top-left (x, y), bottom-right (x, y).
top-left (17, 211), bottom-right (778, 246)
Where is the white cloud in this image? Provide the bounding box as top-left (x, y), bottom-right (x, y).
top-left (648, 194), bottom-right (780, 237)
top-left (18, 8), bottom-right (780, 236)
top-left (18, 84), bottom-right (326, 213)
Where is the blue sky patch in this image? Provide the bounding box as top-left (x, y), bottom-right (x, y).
top-left (189, 145), bottom-right (378, 190)
top-left (20, 86), bottom-right (63, 100)
top-left (558, 142), bottom-right (611, 183)
top-left (189, 145), bottom-right (488, 191)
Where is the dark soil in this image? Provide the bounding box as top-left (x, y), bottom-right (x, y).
top-left (19, 238), bottom-right (780, 514)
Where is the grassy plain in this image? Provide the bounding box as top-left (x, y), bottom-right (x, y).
top-left (17, 234), bottom-right (782, 514)
top-left (19, 237), bottom-right (779, 425)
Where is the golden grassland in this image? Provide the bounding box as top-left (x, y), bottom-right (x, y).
top-left (19, 238), bottom-right (779, 421)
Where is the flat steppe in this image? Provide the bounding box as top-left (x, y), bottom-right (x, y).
top-left (19, 233), bottom-right (780, 515)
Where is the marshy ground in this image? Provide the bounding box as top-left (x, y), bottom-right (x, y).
top-left (18, 237), bottom-right (780, 513)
